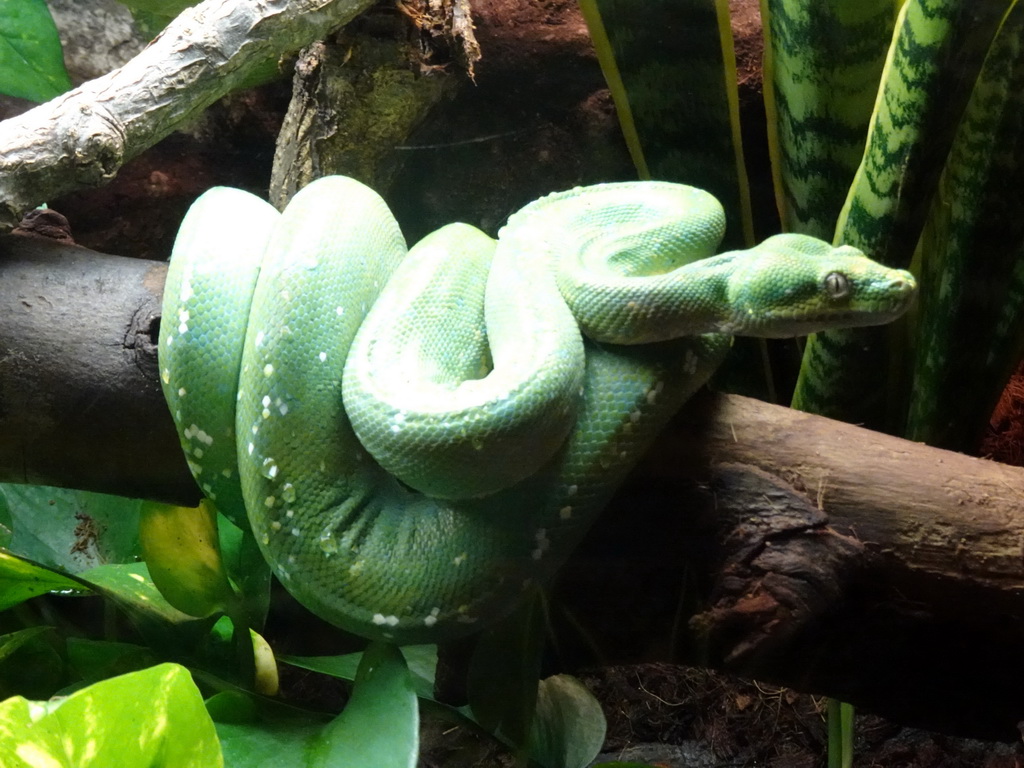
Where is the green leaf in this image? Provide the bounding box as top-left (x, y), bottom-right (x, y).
top-left (209, 687), bottom-right (329, 767)
top-left (0, 550), bottom-right (89, 612)
top-left (0, 628), bottom-right (65, 700)
top-left (205, 690), bottom-right (259, 725)
top-left (65, 638), bottom-right (157, 685)
top-left (791, 0), bottom-right (1013, 429)
top-left (139, 500), bottom-right (236, 618)
top-left (220, 724), bottom-right (314, 768)
top-left (217, 719), bottom-right (321, 768)
top-left (467, 592), bottom-right (545, 752)
top-left (0, 485), bottom-right (142, 573)
top-left (827, 698), bottom-right (855, 768)
top-left (311, 642), bottom-right (418, 768)
top-left (0, 662), bottom-right (223, 766)
top-left (80, 561), bottom-right (196, 625)
top-left (579, 0), bottom-right (752, 247)
top-left (0, 493), bottom-right (13, 548)
top-left (905, 1), bottom-right (1024, 450)
top-left (218, 517), bottom-right (272, 629)
top-left (761, 0), bottom-right (897, 239)
top-left (281, 644), bottom-right (438, 699)
top-left (529, 675), bottom-right (607, 768)
top-left (79, 562), bottom-right (217, 651)
top-left (0, 0), bottom-right (71, 101)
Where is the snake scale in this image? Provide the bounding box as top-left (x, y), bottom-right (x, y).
top-left (159, 176), bottom-right (915, 643)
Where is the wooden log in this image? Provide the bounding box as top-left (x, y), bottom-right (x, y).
top-left (2, 233), bottom-right (1023, 737)
top-left (555, 393), bottom-right (1024, 739)
top-left (0, 235), bottom-right (196, 502)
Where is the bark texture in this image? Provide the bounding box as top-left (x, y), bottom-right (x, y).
top-left (0, 0), bottom-right (379, 231)
top-left (0, 235), bottom-right (195, 501)
top-left (555, 393), bottom-right (1024, 738)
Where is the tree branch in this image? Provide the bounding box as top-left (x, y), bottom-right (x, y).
top-left (0, 235), bottom-right (195, 501)
top-left (555, 392), bottom-right (1024, 738)
top-left (0, 0), bottom-right (379, 231)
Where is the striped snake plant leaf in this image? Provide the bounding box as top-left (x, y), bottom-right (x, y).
top-left (761, 0), bottom-right (900, 241)
top-left (905, 1), bottom-right (1024, 450)
top-left (790, 0), bottom-right (1013, 432)
top-left (577, 0), bottom-right (753, 249)
top-left (578, 0), bottom-right (786, 401)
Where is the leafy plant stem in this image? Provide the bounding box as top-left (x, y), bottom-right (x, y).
top-left (827, 698), bottom-right (854, 768)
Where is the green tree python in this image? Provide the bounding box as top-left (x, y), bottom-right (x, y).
top-left (159, 176), bottom-right (915, 643)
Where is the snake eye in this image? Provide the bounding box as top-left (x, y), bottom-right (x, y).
top-left (823, 271), bottom-right (850, 299)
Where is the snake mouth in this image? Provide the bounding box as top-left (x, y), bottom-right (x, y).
top-left (771, 276), bottom-right (917, 335)
top-left (746, 299), bottom-right (914, 337)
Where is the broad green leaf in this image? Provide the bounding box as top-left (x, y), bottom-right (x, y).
top-left (79, 562), bottom-right (215, 649)
top-left (206, 690), bottom-right (259, 725)
top-left (65, 638), bottom-right (156, 686)
top-left (218, 720), bottom-right (321, 768)
top-left (217, 719), bottom-right (321, 768)
top-left (529, 675), bottom-right (606, 768)
top-left (311, 642), bottom-right (418, 768)
top-left (0, 485), bottom-right (141, 573)
top-left (0, 0), bottom-right (71, 101)
top-left (140, 500), bottom-right (235, 618)
top-left (208, 688), bottom-right (328, 767)
top-left (0, 550), bottom-right (88, 612)
top-left (281, 644), bottom-right (437, 699)
top-left (0, 627), bottom-right (55, 665)
top-left (467, 590), bottom-right (545, 752)
top-left (0, 662), bottom-right (222, 767)
top-left (0, 628), bottom-right (64, 700)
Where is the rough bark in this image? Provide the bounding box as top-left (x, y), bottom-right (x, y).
top-left (269, 29), bottom-right (457, 208)
top-left (3, 234), bottom-right (1024, 737)
top-left (0, 0), bottom-right (379, 231)
top-left (0, 234), bottom-right (195, 502)
top-left (556, 393), bottom-right (1024, 738)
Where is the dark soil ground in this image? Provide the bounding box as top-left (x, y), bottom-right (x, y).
top-left (5, 0), bottom-right (1024, 765)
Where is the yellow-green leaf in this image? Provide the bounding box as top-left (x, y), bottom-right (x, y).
top-left (0, 663), bottom-right (223, 767)
top-left (139, 500), bottom-right (236, 618)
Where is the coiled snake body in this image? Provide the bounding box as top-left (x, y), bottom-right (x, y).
top-left (160, 177), bottom-right (915, 642)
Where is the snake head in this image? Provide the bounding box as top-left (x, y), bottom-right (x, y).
top-left (727, 234), bottom-right (917, 337)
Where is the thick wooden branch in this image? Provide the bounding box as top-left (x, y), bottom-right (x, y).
top-left (2, 235), bottom-right (1024, 737)
top-left (556, 394), bottom-right (1024, 738)
top-left (0, 235), bottom-right (195, 501)
top-left (0, 0), bottom-right (378, 231)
